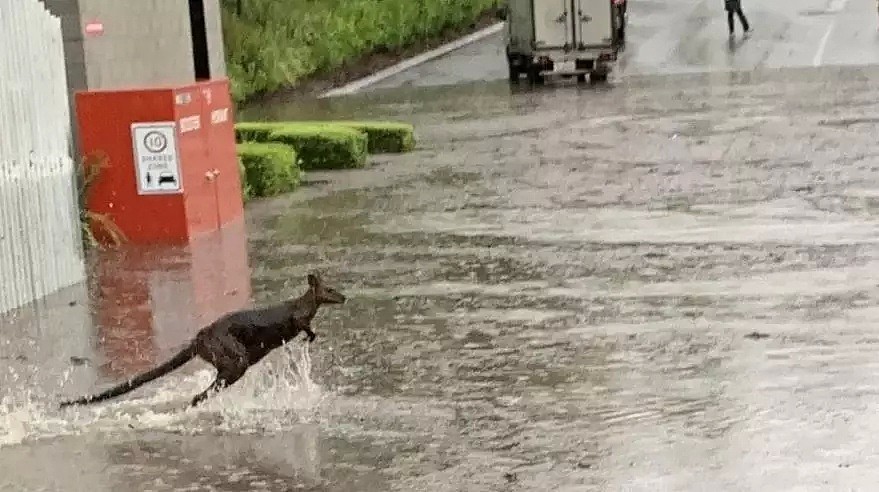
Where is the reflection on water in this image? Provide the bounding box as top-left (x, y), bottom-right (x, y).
top-left (86, 218), bottom-right (253, 383)
top-left (0, 220), bottom-right (253, 440)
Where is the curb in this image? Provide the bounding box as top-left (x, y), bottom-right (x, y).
top-left (319, 22), bottom-right (505, 98)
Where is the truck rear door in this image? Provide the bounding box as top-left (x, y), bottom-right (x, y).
top-left (533, 0), bottom-right (573, 50)
top-left (573, 0), bottom-right (613, 48)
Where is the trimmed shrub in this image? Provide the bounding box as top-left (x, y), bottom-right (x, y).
top-left (221, 0), bottom-right (502, 102)
top-left (236, 120), bottom-right (415, 154)
top-left (238, 158), bottom-right (253, 201)
top-left (268, 125), bottom-right (368, 170)
top-left (236, 142), bottom-right (301, 198)
top-left (302, 121), bottom-right (416, 153)
top-left (235, 122), bottom-right (278, 143)
top-left (236, 122), bottom-right (369, 170)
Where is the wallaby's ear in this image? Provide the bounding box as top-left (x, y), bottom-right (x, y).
top-left (307, 273), bottom-right (320, 288)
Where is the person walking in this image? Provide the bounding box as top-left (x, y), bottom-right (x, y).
top-left (725, 0), bottom-right (751, 36)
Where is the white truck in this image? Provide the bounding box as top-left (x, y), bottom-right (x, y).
top-left (498, 0), bottom-right (627, 84)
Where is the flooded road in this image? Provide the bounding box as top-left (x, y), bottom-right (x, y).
top-left (6, 5), bottom-right (879, 491)
top-left (240, 66), bottom-right (879, 491)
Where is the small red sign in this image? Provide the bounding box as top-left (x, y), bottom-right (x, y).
top-left (84, 21), bottom-right (104, 36)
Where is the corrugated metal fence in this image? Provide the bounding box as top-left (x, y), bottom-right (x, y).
top-left (0, 0), bottom-right (86, 315)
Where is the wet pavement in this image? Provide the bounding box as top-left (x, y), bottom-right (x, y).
top-left (365, 0), bottom-right (879, 91)
top-left (7, 1), bottom-right (879, 491)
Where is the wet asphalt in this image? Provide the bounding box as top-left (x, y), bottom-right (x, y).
top-left (366, 0), bottom-right (879, 91)
top-left (5, 0), bottom-right (879, 491)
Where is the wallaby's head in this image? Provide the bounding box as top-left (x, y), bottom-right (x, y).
top-left (308, 272), bottom-right (346, 305)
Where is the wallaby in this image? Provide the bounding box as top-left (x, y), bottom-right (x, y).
top-left (60, 272), bottom-right (345, 409)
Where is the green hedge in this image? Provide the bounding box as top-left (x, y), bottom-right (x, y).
top-left (235, 122), bottom-right (277, 143)
top-left (303, 121), bottom-right (416, 153)
top-left (238, 158), bottom-right (253, 201)
top-left (236, 142), bottom-right (301, 199)
top-left (250, 124), bottom-right (368, 170)
top-left (222, 0), bottom-right (501, 102)
top-left (235, 120), bottom-right (417, 200)
top-left (236, 121), bottom-right (416, 154)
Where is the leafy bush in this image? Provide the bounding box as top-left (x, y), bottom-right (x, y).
top-left (222, 0), bottom-right (501, 101)
top-left (238, 158), bottom-right (253, 201)
top-left (236, 122), bottom-right (369, 170)
top-left (267, 125), bottom-right (368, 170)
top-left (77, 152), bottom-right (126, 249)
top-left (236, 142), bottom-right (301, 198)
top-left (303, 121), bottom-right (416, 153)
top-left (236, 120), bottom-right (416, 154)
top-left (235, 122), bottom-right (277, 143)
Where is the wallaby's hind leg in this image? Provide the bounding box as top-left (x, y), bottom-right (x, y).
top-left (190, 366), bottom-right (246, 407)
top-left (190, 334), bottom-right (248, 407)
top-left (303, 327), bottom-right (317, 342)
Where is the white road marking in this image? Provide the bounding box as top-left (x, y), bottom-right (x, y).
top-left (320, 22), bottom-right (505, 98)
top-left (813, 24), bottom-right (835, 66)
top-left (814, 0), bottom-right (852, 66)
top-left (828, 0), bottom-right (848, 12)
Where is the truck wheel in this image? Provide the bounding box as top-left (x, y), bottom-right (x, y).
top-left (590, 70), bottom-right (609, 83)
top-left (508, 61), bottom-right (520, 82)
top-left (527, 66), bottom-right (545, 85)
top-left (507, 52), bottom-right (523, 83)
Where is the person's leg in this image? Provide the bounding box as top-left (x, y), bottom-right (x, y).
top-left (737, 7), bottom-right (750, 31)
top-left (728, 10), bottom-right (735, 34)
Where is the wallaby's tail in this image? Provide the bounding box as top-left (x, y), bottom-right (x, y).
top-left (59, 343), bottom-right (196, 408)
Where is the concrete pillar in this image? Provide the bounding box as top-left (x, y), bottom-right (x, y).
top-left (40, 0), bottom-right (229, 155)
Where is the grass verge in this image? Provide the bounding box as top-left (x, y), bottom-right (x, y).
top-left (222, 0), bottom-right (503, 102)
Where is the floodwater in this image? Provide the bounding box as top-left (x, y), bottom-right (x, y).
top-left (5, 64), bottom-right (879, 490)
top-left (7, 2), bottom-right (879, 489)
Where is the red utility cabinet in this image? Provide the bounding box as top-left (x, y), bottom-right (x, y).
top-left (75, 78), bottom-right (244, 246)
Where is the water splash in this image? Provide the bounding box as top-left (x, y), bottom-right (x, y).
top-left (0, 343), bottom-right (324, 448)
top-left (0, 361), bottom-right (73, 447)
top-left (193, 342), bottom-right (327, 433)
